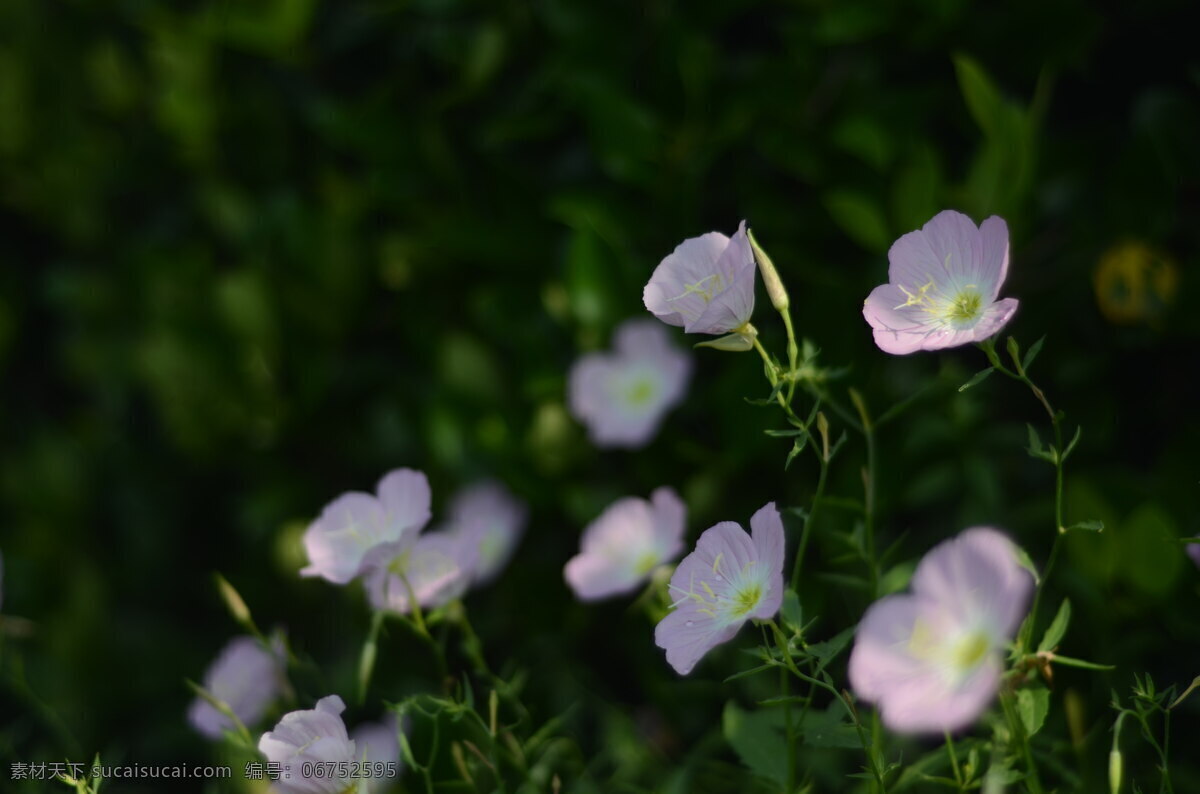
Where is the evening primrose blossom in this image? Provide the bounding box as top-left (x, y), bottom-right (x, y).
top-left (361, 532), bottom-right (463, 615)
top-left (655, 503), bottom-right (785, 675)
top-left (301, 468), bottom-right (432, 585)
top-left (443, 480), bottom-right (528, 588)
top-left (349, 714), bottom-right (403, 792)
top-left (564, 487), bottom-right (686, 601)
top-left (848, 527), bottom-right (1033, 734)
top-left (644, 221), bottom-right (757, 338)
top-left (258, 695), bottom-right (358, 794)
top-left (189, 634), bottom-right (288, 740)
top-left (864, 210), bottom-right (1018, 354)
top-left (568, 319), bottom-right (691, 449)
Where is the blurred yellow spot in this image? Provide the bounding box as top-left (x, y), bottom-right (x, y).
top-left (1093, 242), bottom-right (1178, 325)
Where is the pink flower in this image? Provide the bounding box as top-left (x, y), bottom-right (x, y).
top-left (568, 319), bottom-right (691, 449)
top-left (258, 695), bottom-right (357, 794)
top-left (848, 528), bottom-right (1033, 734)
top-left (443, 481), bottom-right (528, 588)
top-left (655, 503), bottom-right (785, 675)
top-left (189, 635), bottom-right (288, 739)
top-left (863, 210), bottom-right (1018, 354)
top-left (301, 469), bottom-right (431, 585)
top-left (644, 221), bottom-right (756, 335)
top-left (564, 487), bottom-right (686, 601)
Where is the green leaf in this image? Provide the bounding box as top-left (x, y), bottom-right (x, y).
top-left (1063, 425), bottom-right (1083, 460)
top-left (764, 428), bottom-right (805, 438)
top-left (1051, 654), bottom-right (1116, 671)
top-left (1023, 335), bottom-right (1046, 371)
top-left (1013, 544), bottom-right (1041, 586)
top-left (1016, 686), bottom-right (1050, 737)
top-left (823, 189), bottom-right (890, 252)
top-left (722, 701), bottom-right (787, 786)
top-left (1064, 519), bottom-right (1104, 533)
top-left (781, 589), bottom-right (803, 634)
top-left (1169, 676), bottom-right (1200, 709)
top-left (800, 703), bottom-right (861, 748)
top-left (953, 54), bottom-right (1006, 137)
top-left (957, 367), bottom-right (994, 392)
top-left (1038, 599), bottom-right (1071, 653)
top-left (807, 626), bottom-right (856, 672)
top-left (784, 436), bottom-right (808, 470)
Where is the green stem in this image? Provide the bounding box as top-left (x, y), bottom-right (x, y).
top-left (944, 730), bottom-right (965, 791)
top-left (849, 390), bottom-right (878, 597)
top-left (979, 340), bottom-right (1070, 651)
top-left (782, 665), bottom-right (796, 793)
top-left (358, 610), bottom-right (385, 704)
top-left (780, 307), bottom-right (800, 405)
top-left (1001, 689), bottom-right (1044, 794)
top-left (766, 621), bottom-right (886, 793)
top-left (790, 457), bottom-right (828, 591)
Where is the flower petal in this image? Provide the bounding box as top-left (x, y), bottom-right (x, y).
top-left (911, 527), bottom-right (1033, 639)
top-left (654, 602), bottom-right (740, 675)
top-left (644, 232), bottom-right (732, 328)
top-left (301, 492), bottom-right (388, 584)
top-left (375, 468), bottom-right (432, 538)
top-left (649, 486), bottom-right (686, 562)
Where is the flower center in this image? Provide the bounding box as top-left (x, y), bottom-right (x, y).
top-left (668, 273), bottom-right (724, 305)
top-left (946, 290), bottom-right (983, 325)
top-left (633, 551), bottom-right (659, 576)
top-left (950, 630), bottom-right (991, 671)
top-left (729, 582), bottom-right (763, 617)
top-left (626, 378), bottom-right (657, 406)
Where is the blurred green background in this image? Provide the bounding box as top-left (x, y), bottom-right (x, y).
top-left (2, 0), bottom-right (1199, 791)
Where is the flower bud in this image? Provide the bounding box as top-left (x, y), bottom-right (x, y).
top-left (1108, 748), bottom-right (1123, 794)
top-left (748, 229), bottom-right (789, 312)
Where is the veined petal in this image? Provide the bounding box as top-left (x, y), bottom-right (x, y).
top-left (654, 601), bottom-right (741, 675)
top-left (301, 492), bottom-right (388, 584)
top-left (911, 527), bottom-right (1033, 638)
top-left (644, 232), bottom-right (732, 328)
top-left (375, 468), bottom-right (432, 539)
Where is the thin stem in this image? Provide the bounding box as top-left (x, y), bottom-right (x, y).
top-left (358, 609), bottom-right (385, 704)
top-left (944, 730), bottom-right (965, 791)
top-left (849, 389), bottom-right (878, 597)
top-left (766, 621), bottom-right (887, 793)
top-left (790, 457), bottom-right (828, 591)
top-left (780, 307), bottom-right (800, 405)
top-left (782, 665), bottom-right (796, 793)
top-left (1000, 690), bottom-right (1044, 794)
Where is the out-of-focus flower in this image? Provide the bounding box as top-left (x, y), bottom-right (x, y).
top-left (848, 527), bottom-right (1033, 734)
top-left (1187, 540), bottom-right (1200, 569)
top-left (863, 210), bottom-right (1018, 354)
top-left (1093, 241), bottom-right (1178, 325)
top-left (350, 714), bottom-right (404, 792)
top-left (362, 533), bottom-right (463, 615)
top-left (443, 481), bottom-right (528, 588)
top-left (655, 503), bottom-right (785, 675)
top-left (301, 469), bottom-right (431, 585)
top-left (644, 221), bottom-right (757, 336)
top-left (189, 634), bottom-right (288, 740)
top-left (258, 695), bottom-right (357, 794)
top-left (564, 487), bottom-right (686, 601)
top-left (568, 319), bottom-right (691, 449)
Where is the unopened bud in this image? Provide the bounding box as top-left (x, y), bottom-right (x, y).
top-left (1108, 748), bottom-right (1123, 794)
top-left (695, 322), bottom-right (757, 352)
top-left (748, 229), bottom-right (789, 312)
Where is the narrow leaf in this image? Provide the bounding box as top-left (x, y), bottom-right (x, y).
top-left (958, 367), bottom-right (994, 392)
top-left (1064, 519), bottom-right (1104, 533)
top-left (1038, 599), bottom-right (1071, 653)
top-left (1023, 335), bottom-right (1046, 371)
